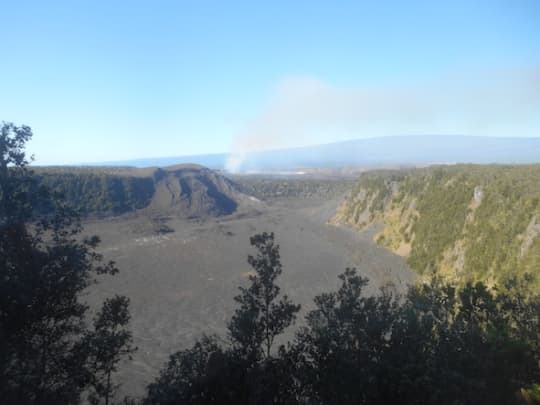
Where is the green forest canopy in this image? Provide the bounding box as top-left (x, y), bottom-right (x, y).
top-left (337, 164), bottom-right (540, 291)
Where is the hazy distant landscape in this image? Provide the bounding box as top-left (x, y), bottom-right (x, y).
top-left (96, 135), bottom-right (540, 171)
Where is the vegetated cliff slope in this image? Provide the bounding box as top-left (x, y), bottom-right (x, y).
top-left (34, 164), bottom-right (247, 218)
top-left (333, 165), bottom-right (540, 289)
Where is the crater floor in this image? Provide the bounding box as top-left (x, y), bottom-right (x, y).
top-left (83, 195), bottom-right (414, 399)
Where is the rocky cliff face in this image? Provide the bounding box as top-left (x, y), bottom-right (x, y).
top-left (148, 165), bottom-right (241, 218)
top-left (333, 165), bottom-right (540, 290)
top-left (35, 164), bottom-right (250, 219)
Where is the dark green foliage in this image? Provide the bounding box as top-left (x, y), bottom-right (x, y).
top-left (145, 335), bottom-right (299, 405)
top-left (0, 123), bottom-right (57, 224)
top-left (145, 233), bottom-right (540, 405)
top-left (84, 295), bottom-right (137, 405)
top-left (144, 336), bottom-right (240, 404)
top-left (229, 232), bottom-right (301, 361)
top-left (407, 171), bottom-right (474, 273)
top-left (37, 171), bottom-right (155, 217)
top-left (0, 122), bottom-right (134, 404)
top-left (145, 233), bottom-right (301, 405)
top-left (294, 270), bottom-right (540, 405)
top-left (338, 165), bottom-right (540, 289)
top-left (295, 268), bottom-right (400, 404)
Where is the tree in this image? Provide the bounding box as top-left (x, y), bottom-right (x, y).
top-left (295, 269), bottom-right (540, 405)
top-left (228, 232), bottom-right (300, 361)
top-left (0, 122), bottom-right (132, 404)
top-left (296, 268), bottom-right (399, 405)
top-left (145, 232), bottom-right (301, 405)
top-left (84, 295), bottom-right (137, 405)
top-left (142, 231), bottom-right (539, 404)
top-left (144, 335), bottom-right (240, 405)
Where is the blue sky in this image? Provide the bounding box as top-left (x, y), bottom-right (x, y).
top-left (1, 1), bottom-right (539, 164)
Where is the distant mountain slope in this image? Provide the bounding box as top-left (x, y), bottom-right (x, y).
top-left (332, 164), bottom-right (540, 290)
top-left (98, 136), bottom-right (540, 170)
top-left (241, 136), bottom-right (540, 170)
top-left (35, 165), bottom-right (248, 218)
